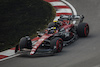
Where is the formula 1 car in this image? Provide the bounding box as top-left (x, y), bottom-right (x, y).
top-left (15, 15), bottom-right (89, 55)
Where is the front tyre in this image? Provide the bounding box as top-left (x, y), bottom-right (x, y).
top-left (19, 36), bottom-right (32, 51)
top-left (77, 23), bottom-right (89, 37)
top-left (50, 37), bottom-right (63, 53)
top-left (19, 37), bottom-right (28, 51)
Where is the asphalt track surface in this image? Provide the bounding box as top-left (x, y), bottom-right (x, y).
top-left (1, 0), bottom-right (100, 67)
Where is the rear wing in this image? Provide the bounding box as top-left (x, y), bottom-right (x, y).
top-left (58, 15), bottom-right (84, 23)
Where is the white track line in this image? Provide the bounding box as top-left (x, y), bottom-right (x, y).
top-left (0, 54), bottom-right (20, 62)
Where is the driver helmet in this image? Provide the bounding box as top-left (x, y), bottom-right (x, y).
top-left (53, 21), bottom-right (62, 28)
top-left (48, 27), bottom-right (56, 34)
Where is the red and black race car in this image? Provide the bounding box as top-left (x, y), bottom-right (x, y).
top-left (15, 15), bottom-right (89, 55)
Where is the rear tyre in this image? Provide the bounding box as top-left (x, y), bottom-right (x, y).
top-left (50, 37), bottom-right (63, 53)
top-left (77, 23), bottom-right (89, 37)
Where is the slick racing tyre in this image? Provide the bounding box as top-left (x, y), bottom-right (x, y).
top-left (50, 37), bottom-right (63, 53)
top-left (19, 37), bottom-right (27, 51)
top-left (77, 23), bottom-right (89, 37)
top-left (19, 37), bottom-right (32, 51)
